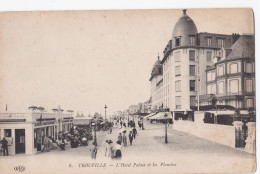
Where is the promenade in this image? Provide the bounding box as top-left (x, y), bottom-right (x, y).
top-left (0, 122), bottom-right (256, 174)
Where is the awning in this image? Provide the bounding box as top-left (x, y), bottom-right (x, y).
top-left (143, 113), bottom-right (156, 119)
top-left (73, 118), bottom-right (92, 125)
top-left (149, 112), bottom-right (170, 120)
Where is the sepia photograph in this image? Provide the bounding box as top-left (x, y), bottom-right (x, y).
top-left (0, 8), bottom-right (256, 174)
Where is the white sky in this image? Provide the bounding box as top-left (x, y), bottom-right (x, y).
top-left (0, 9), bottom-right (254, 116)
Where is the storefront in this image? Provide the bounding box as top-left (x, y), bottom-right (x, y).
top-left (0, 112), bottom-right (73, 156)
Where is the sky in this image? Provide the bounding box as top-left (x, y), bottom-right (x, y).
top-left (0, 9), bottom-right (254, 116)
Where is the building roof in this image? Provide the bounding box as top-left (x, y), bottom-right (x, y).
top-left (172, 10), bottom-right (198, 39)
top-left (150, 56), bottom-right (162, 81)
top-left (226, 35), bottom-right (255, 59)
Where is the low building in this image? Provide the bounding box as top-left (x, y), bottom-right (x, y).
top-left (0, 111), bottom-right (73, 155)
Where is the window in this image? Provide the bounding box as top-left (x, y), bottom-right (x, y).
top-left (4, 129), bottom-right (11, 137)
top-left (230, 63), bottom-right (238, 74)
top-left (175, 38), bottom-right (180, 47)
top-left (175, 80), bottom-right (181, 92)
top-left (190, 80), bottom-right (196, 91)
top-left (218, 81), bottom-right (224, 94)
top-left (175, 96), bottom-right (181, 109)
top-left (175, 66), bottom-right (181, 76)
top-left (207, 84), bottom-right (216, 94)
top-left (190, 36), bottom-right (195, 45)
top-left (189, 50), bottom-right (195, 60)
top-left (207, 38), bottom-right (212, 46)
top-left (230, 79), bottom-right (239, 94)
top-left (190, 96), bottom-right (196, 107)
top-left (218, 65), bottom-right (224, 76)
top-left (245, 79), bottom-right (253, 92)
top-left (207, 72), bottom-right (212, 81)
top-left (189, 65), bottom-right (196, 76)
top-left (212, 72), bottom-right (216, 80)
top-left (245, 63), bottom-right (253, 73)
top-left (246, 98), bottom-right (254, 108)
top-left (174, 51), bottom-right (180, 62)
top-left (206, 51), bottom-right (212, 62)
top-left (217, 39), bottom-right (225, 47)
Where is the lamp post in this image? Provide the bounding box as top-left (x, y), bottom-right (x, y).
top-left (141, 117), bottom-right (144, 130)
top-left (164, 113), bottom-right (168, 144)
top-left (104, 105), bottom-right (107, 121)
top-left (92, 122), bottom-right (97, 145)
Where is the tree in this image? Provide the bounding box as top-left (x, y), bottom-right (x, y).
top-left (28, 106), bottom-right (38, 112)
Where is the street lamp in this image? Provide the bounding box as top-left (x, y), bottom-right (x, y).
top-left (104, 105), bottom-right (107, 121)
top-left (92, 122), bottom-right (97, 146)
top-left (164, 113), bottom-right (168, 144)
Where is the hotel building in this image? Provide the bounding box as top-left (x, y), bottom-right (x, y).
top-left (160, 9), bottom-right (241, 119)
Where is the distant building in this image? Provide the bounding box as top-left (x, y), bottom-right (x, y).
top-left (128, 105), bottom-right (138, 115)
top-left (150, 55), bottom-right (163, 111)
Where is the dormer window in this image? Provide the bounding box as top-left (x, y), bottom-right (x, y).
top-left (175, 37), bottom-right (181, 47)
top-left (207, 37), bottom-right (212, 46)
top-left (217, 39), bottom-right (225, 47)
top-left (190, 36), bottom-right (195, 45)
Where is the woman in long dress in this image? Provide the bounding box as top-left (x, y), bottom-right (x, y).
top-left (122, 132), bottom-right (127, 146)
top-left (113, 141), bottom-right (122, 159)
top-left (90, 142), bottom-right (98, 159)
top-left (105, 140), bottom-right (113, 158)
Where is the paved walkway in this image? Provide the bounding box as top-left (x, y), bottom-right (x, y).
top-left (0, 122), bottom-right (256, 174)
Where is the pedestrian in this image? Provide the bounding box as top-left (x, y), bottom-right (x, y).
top-left (128, 131), bottom-right (134, 146)
top-left (56, 137), bottom-right (65, 150)
top-left (113, 141), bottom-right (122, 159)
top-left (42, 135), bottom-right (50, 152)
top-left (109, 127), bottom-right (112, 134)
top-left (138, 121), bottom-right (142, 130)
top-left (117, 133), bottom-right (122, 144)
top-left (123, 122), bottom-right (126, 128)
top-left (90, 142), bottom-right (98, 160)
top-left (122, 131), bottom-right (127, 146)
top-left (132, 127), bottom-right (137, 139)
top-left (105, 140), bottom-right (114, 158)
top-left (0, 137), bottom-right (9, 156)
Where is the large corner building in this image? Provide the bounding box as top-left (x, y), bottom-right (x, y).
top-left (151, 9), bottom-right (254, 120)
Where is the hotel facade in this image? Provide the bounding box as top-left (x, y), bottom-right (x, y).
top-left (156, 10), bottom-right (253, 119)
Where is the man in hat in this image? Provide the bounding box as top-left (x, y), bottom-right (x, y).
top-left (0, 137), bottom-right (9, 156)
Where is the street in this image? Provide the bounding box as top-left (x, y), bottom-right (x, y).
top-left (0, 122), bottom-right (256, 174)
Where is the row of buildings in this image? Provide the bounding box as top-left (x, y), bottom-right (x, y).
top-left (125, 9), bottom-right (255, 123)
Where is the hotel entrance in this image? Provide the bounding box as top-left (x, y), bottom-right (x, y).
top-left (15, 129), bottom-right (25, 154)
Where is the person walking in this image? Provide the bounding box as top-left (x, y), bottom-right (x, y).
top-left (117, 133), bottom-right (122, 144)
top-left (105, 140), bottom-right (114, 158)
top-left (90, 142), bottom-right (98, 159)
top-left (122, 131), bottom-right (127, 146)
top-left (0, 137), bottom-right (9, 156)
top-left (128, 131), bottom-right (134, 146)
top-left (132, 127), bottom-right (137, 139)
top-left (113, 141), bottom-right (122, 159)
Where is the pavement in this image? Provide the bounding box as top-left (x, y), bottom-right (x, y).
top-left (0, 121), bottom-right (256, 174)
